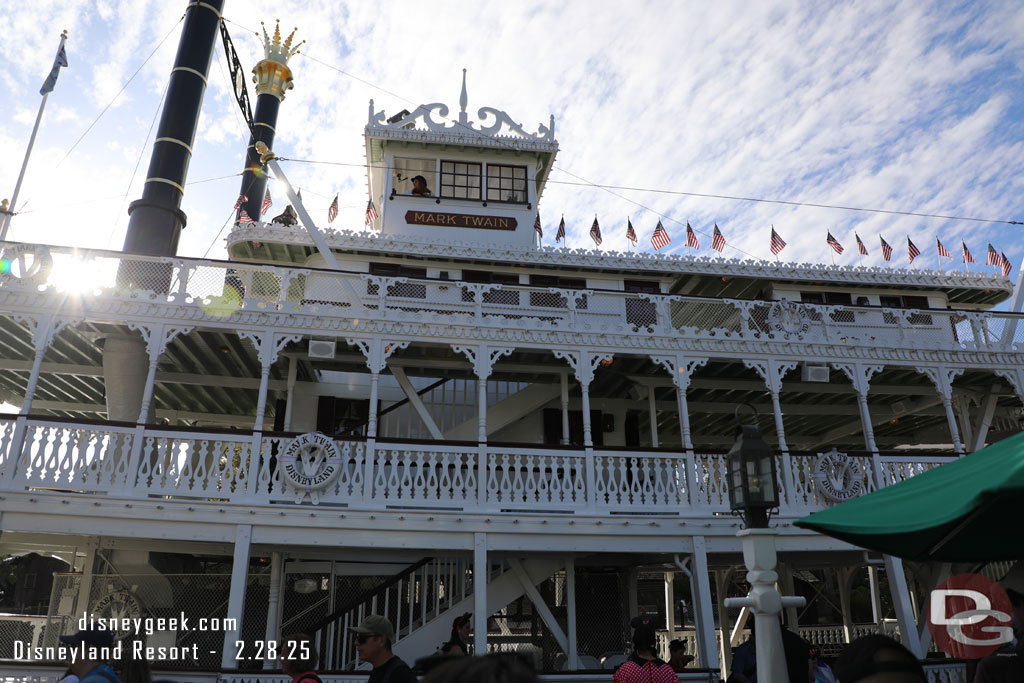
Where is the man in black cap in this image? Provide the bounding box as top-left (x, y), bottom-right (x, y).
top-left (59, 629), bottom-right (121, 683)
top-left (410, 176), bottom-right (432, 197)
top-left (350, 615), bottom-right (416, 683)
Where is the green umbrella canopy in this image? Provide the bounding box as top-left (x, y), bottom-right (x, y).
top-left (794, 432), bottom-right (1024, 562)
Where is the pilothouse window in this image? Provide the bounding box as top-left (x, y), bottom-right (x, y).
top-left (440, 161), bottom-right (482, 200)
top-left (486, 164), bottom-right (528, 203)
top-left (393, 157), bottom-right (436, 196)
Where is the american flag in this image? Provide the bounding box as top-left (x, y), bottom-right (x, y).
top-left (855, 232), bottom-right (868, 256)
top-left (936, 238), bottom-right (951, 259)
top-left (590, 216), bottom-right (602, 246)
top-left (261, 189), bottom-right (273, 215)
top-left (534, 213), bottom-right (543, 237)
top-left (326, 194), bottom-right (338, 224)
top-left (962, 241), bottom-right (974, 264)
top-left (652, 220), bottom-right (671, 250)
top-left (556, 215), bottom-right (566, 242)
top-left (987, 243), bottom-right (1000, 266)
top-left (685, 222), bottom-right (698, 249)
top-left (237, 209), bottom-right (254, 225)
top-left (363, 198), bottom-right (377, 226)
top-left (769, 227), bottom-right (786, 255)
top-left (1001, 252), bottom-right (1012, 277)
top-left (711, 224), bottom-right (726, 252)
top-left (908, 237), bottom-right (921, 264)
top-left (626, 218), bottom-right (637, 245)
top-left (826, 231), bottom-right (844, 255)
top-left (880, 236), bottom-right (893, 261)
top-left (234, 194), bottom-right (249, 210)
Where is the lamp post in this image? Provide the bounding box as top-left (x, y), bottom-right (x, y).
top-left (724, 407), bottom-right (805, 683)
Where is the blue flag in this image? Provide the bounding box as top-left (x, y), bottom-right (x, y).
top-left (40, 41), bottom-right (69, 95)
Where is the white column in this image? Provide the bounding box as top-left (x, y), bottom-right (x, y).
top-left (921, 367), bottom-right (965, 455)
top-left (221, 524), bottom-right (253, 669)
top-left (283, 356), bottom-right (297, 431)
top-left (664, 571), bottom-right (676, 636)
top-left (970, 385), bottom-right (999, 452)
top-left (690, 537), bottom-right (719, 671)
top-left (580, 381), bottom-right (593, 447)
top-left (76, 544), bottom-right (97, 621)
top-left (884, 555), bottom-right (924, 658)
top-left (777, 562), bottom-right (800, 630)
top-left (654, 356), bottom-right (708, 506)
top-left (566, 557), bottom-right (579, 670)
top-left (715, 570), bottom-right (734, 677)
top-left (263, 551), bottom-right (283, 669)
top-left (868, 566), bottom-right (883, 625)
top-left (253, 363), bottom-right (272, 430)
top-left (135, 326), bottom-right (167, 426)
top-left (837, 567), bottom-right (854, 644)
top-left (744, 360), bottom-right (798, 505)
top-left (477, 378), bottom-right (488, 443)
top-left (6, 316), bottom-right (59, 480)
top-left (580, 379), bottom-right (598, 510)
top-left (560, 372), bottom-right (570, 445)
top-left (648, 387), bottom-right (659, 447)
top-left (473, 532), bottom-right (487, 655)
top-left (367, 371), bottom-right (381, 439)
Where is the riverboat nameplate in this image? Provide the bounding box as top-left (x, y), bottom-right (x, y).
top-left (405, 210), bottom-right (517, 231)
top-left (811, 448), bottom-right (865, 504)
top-left (281, 432), bottom-right (343, 504)
top-left (0, 244), bottom-right (53, 284)
top-left (91, 590), bottom-right (144, 639)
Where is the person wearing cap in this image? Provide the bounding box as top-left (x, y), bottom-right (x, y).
top-left (612, 621), bottom-right (678, 683)
top-left (58, 629), bottom-right (121, 683)
top-left (974, 563), bottom-right (1024, 683)
top-left (440, 612), bottom-right (472, 655)
top-left (409, 176), bottom-right (432, 197)
top-left (349, 615), bottom-right (416, 683)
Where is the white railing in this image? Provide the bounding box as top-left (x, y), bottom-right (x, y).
top-left (0, 416), bottom-right (957, 516)
top-left (1, 241), bottom-right (1022, 354)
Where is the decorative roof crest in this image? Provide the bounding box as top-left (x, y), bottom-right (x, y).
top-left (366, 70), bottom-right (557, 147)
top-left (261, 20), bottom-right (303, 65)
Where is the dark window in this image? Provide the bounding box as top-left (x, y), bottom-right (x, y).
top-left (317, 396), bottom-right (370, 438)
top-left (440, 160), bottom-right (482, 200)
top-left (542, 408), bottom-right (603, 446)
top-left (486, 164), bottom-right (528, 203)
top-left (880, 294), bottom-right (933, 324)
top-left (529, 274), bottom-right (588, 309)
top-left (368, 262), bottom-right (427, 298)
top-left (462, 270), bottom-right (520, 305)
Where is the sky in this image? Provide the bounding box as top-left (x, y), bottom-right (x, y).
top-left (1, 0), bottom-right (1023, 273)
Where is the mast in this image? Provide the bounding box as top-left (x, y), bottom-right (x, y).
top-left (236, 21), bottom-right (302, 224)
top-left (120, 0), bottom-right (225, 263)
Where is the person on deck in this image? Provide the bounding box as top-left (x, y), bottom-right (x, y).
top-left (410, 175), bottom-right (432, 197)
top-left (667, 639), bottom-right (695, 672)
top-left (440, 612), bottom-right (472, 655)
top-left (612, 622), bottom-right (678, 683)
top-left (350, 615), bottom-right (417, 683)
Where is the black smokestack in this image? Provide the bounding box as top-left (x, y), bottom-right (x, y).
top-left (121, 0), bottom-right (225, 258)
top-left (237, 21), bottom-right (302, 224)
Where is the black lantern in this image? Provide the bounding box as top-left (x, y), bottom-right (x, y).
top-left (727, 406), bottom-right (780, 528)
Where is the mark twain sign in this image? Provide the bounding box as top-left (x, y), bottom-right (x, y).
top-left (281, 432), bottom-right (343, 504)
top-left (405, 210), bottom-right (517, 231)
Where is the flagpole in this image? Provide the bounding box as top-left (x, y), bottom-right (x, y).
top-left (0, 31), bottom-right (67, 241)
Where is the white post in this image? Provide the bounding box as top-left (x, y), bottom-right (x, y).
top-left (580, 379), bottom-right (597, 510)
top-left (884, 555), bottom-right (924, 658)
top-left (688, 538), bottom-right (719, 671)
top-left (253, 363), bottom-right (272, 430)
top-left (868, 566), bottom-right (883, 626)
top-left (135, 326), bottom-right (166, 426)
top-left (0, 31), bottom-right (67, 240)
top-left (473, 533), bottom-right (487, 655)
top-left (560, 372), bottom-right (570, 445)
top-left (837, 567), bottom-right (855, 644)
top-left (777, 562), bottom-right (800, 631)
top-left (283, 356), bottom-right (297, 431)
top-left (970, 385), bottom-right (1000, 452)
top-left (648, 386), bottom-right (659, 447)
top-left (664, 571), bottom-right (676, 638)
top-left (724, 529), bottom-right (806, 683)
top-left (263, 551), bottom-right (283, 669)
top-left (364, 368), bottom-right (380, 503)
top-left (75, 544), bottom-right (97, 621)
top-left (221, 524), bottom-right (253, 669)
top-left (566, 557), bottom-right (579, 670)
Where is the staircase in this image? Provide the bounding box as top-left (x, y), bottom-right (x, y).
top-left (309, 556), bottom-right (563, 669)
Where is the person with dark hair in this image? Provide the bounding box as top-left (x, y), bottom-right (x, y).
top-left (349, 615), bottom-right (416, 683)
top-left (667, 639), bottom-right (695, 672)
top-left (730, 621), bottom-right (814, 683)
top-left (410, 176), bottom-right (432, 197)
top-left (422, 652), bottom-right (538, 683)
top-left (58, 629), bottom-right (121, 683)
top-left (612, 621), bottom-right (678, 683)
top-left (115, 635), bottom-right (151, 683)
top-left (974, 564), bottom-right (1024, 683)
top-left (440, 612), bottom-right (472, 655)
top-left (834, 634), bottom-right (926, 683)
top-left (280, 634), bottom-right (319, 683)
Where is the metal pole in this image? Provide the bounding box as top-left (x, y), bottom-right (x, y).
top-left (0, 31), bottom-right (66, 241)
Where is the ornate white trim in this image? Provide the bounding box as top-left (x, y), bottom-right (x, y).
top-left (553, 349), bottom-right (614, 386)
top-left (452, 344), bottom-right (515, 379)
top-left (346, 337), bottom-right (410, 373)
top-left (919, 365), bottom-right (965, 400)
top-left (125, 322), bottom-right (194, 360)
top-left (227, 224), bottom-right (1010, 292)
top-left (650, 354), bottom-right (709, 391)
top-left (238, 331), bottom-right (304, 367)
top-left (831, 362), bottom-right (885, 397)
top-left (744, 359), bottom-right (799, 394)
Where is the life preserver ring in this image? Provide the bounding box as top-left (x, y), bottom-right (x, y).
top-left (280, 432), bottom-right (343, 504)
top-left (90, 590), bottom-right (144, 640)
top-left (0, 244), bottom-right (53, 284)
top-left (811, 448), bottom-right (865, 504)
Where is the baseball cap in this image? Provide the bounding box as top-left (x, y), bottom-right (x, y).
top-left (411, 175), bottom-right (427, 184)
top-left (1000, 562), bottom-right (1024, 595)
top-left (349, 615), bottom-right (396, 642)
top-left (453, 612), bottom-right (471, 628)
top-left (59, 628), bottom-right (115, 648)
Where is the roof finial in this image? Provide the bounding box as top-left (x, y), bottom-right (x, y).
top-left (459, 68), bottom-right (468, 124)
